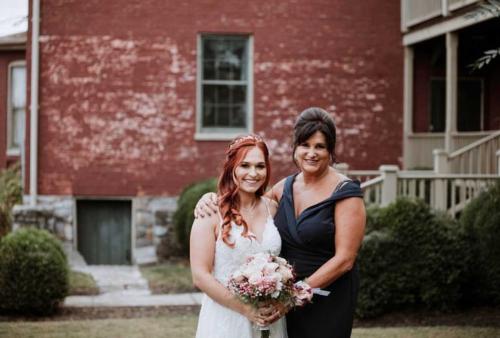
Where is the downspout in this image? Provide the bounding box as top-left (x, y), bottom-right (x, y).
top-left (29, 0), bottom-right (40, 206)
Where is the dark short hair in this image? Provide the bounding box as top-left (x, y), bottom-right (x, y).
top-left (293, 107), bottom-right (336, 163)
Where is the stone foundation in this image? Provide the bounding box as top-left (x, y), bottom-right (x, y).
top-left (12, 195), bottom-right (180, 263)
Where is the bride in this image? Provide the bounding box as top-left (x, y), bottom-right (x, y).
top-left (190, 135), bottom-right (286, 338)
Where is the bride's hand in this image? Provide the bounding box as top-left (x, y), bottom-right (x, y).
top-left (194, 192), bottom-right (218, 218)
top-left (241, 304), bottom-right (267, 327)
top-left (262, 302), bottom-right (290, 325)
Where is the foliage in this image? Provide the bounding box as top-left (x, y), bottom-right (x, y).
top-left (173, 178), bottom-right (217, 255)
top-left (0, 165), bottom-right (22, 238)
top-left (459, 181), bottom-right (500, 305)
top-left (357, 198), bottom-right (468, 318)
top-left (468, 48), bottom-right (500, 71)
top-left (69, 270), bottom-right (99, 296)
top-left (465, 0), bottom-right (500, 19)
top-left (466, 0), bottom-right (500, 71)
top-left (0, 228), bottom-right (69, 315)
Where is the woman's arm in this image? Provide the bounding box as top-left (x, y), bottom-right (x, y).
top-left (265, 178), bottom-right (286, 203)
top-left (189, 215), bottom-right (266, 325)
top-left (304, 197), bottom-right (366, 289)
top-left (195, 178), bottom-right (286, 218)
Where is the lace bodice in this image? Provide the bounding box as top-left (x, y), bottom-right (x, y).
top-left (213, 216), bottom-right (282, 286)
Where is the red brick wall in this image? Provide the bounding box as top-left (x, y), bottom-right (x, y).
top-left (0, 50), bottom-right (25, 170)
top-left (28, 0), bottom-right (403, 196)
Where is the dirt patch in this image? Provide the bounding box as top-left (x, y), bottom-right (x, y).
top-left (0, 305), bottom-right (200, 322)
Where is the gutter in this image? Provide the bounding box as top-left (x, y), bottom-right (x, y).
top-left (29, 0), bottom-right (40, 206)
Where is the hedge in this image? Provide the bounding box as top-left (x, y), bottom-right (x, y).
top-left (357, 198), bottom-right (468, 318)
top-left (0, 228), bottom-right (69, 315)
top-left (459, 181), bottom-right (500, 305)
top-left (0, 165), bottom-right (22, 239)
top-left (173, 178), bottom-right (217, 255)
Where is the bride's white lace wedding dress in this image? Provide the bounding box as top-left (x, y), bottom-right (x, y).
top-left (195, 204), bottom-right (287, 338)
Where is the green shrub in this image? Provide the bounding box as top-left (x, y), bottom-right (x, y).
top-left (173, 178), bottom-right (217, 255)
top-left (357, 198), bottom-right (468, 318)
top-left (0, 228), bottom-right (69, 315)
top-left (0, 165), bottom-right (22, 238)
top-left (365, 204), bottom-right (384, 234)
top-left (460, 181), bottom-right (500, 305)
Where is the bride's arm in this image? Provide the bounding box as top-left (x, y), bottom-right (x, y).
top-left (189, 215), bottom-right (266, 326)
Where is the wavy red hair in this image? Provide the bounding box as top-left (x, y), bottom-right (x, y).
top-left (217, 135), bottom-right (271, 247)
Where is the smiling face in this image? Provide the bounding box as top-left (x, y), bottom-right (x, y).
top-left (233, 146), bottom-right (267, 194)
top-left (294, 130), bottom-right (331, 175)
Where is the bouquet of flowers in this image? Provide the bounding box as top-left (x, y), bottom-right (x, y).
top-left (228, 252), bottom-right (313, 338)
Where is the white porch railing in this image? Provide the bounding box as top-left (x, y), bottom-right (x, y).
top-left (360, 165), bottom-right (499, 217)
top-left (445, 130), bottom-right (500, 174)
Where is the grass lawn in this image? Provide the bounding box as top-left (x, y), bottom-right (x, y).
top-left (1, 315), bottom-right (499, 338)
top-left (68, 270), bottom-right (99, 296)
top-left (139, 260), bottom-right (197, 294)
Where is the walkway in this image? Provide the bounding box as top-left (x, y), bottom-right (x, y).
top-left (64, 244), bottom-right (203, 308)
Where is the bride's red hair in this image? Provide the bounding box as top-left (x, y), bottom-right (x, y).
top-left (218, 135), bottom-right (271, 247)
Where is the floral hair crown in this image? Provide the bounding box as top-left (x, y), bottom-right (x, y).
top-left (229, 134), bottom-right (264, 150)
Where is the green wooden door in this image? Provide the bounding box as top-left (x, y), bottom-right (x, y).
top-left (77, 200), bottom-right (132, 265)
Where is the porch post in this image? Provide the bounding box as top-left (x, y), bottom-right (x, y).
top-left (433, 149), bottom-right (449, 211)
top-left (380, 165), bottom-right (399, 207)
top-left (433, 149), bottom-right (449, 174)
top-left (403, 46), bottom-right (414, 169)
top-left (497, 150), bottom-right (500, 176)
top-left (335, 163), bottom-right (349, 175)
top-left (441, 0), bottom-right (449, 17)
top-left (445, 32), bottom-right (458, 152)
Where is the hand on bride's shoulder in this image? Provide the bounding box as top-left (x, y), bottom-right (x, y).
top-left (194, 192), bottom-right (219, 218)
top-left (262, 196), bottom-right (278, 218)
top-left (191, 208), bottom-right (221, 241)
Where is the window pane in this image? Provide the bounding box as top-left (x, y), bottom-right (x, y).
top-left (457, 80), bottom-right (482, 132)
top-left (12, 108), bottom-right (25, 149)
top-left (202, 36), bottom-right (247, 81)
top-left (12, 65), bottom-right (26, 108)
top-left (202, 84), bottom-right (247, 128)
top-left (430, 79), bottom-right (445, 132)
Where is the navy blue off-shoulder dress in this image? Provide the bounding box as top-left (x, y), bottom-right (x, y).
top-left (274, 173), bottom-right (363, 338)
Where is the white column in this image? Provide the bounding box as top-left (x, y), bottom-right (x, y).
top-left (441, 0), bottom-right (449, 17)
top-left (403, 46), bottom-right (414, 169)
top-left (401, 0), bottom-right (408, 32)
top-left (380, 165), bottom-right (399, 207)
top-left (497, 150), bottom-right (500, 176)
top-left (433, 149), bottom-right (449, 174)
top-left (445, 32), bottom-right (458, 153)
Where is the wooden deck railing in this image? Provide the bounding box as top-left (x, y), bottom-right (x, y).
top-left (445, 130), bottom-right (500, 174)
top-left (358, 166), bottom-right (499, 217)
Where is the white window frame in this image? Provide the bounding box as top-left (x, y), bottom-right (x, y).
top-left (6, 60), bottom-right (26, 156)
top-left (195, 34), bottom-right (253, 141)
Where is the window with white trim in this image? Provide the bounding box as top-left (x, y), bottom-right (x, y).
top-left (7, 61), bottom-right (26, 155)
top-left (197, 35), bottom-right (252, 138)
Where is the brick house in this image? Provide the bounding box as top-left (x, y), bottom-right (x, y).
top-left (15, 0), bottom-right (500, 265)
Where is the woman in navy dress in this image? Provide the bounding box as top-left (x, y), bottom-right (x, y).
top-left (195, 107), bottom-right (366, 338)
